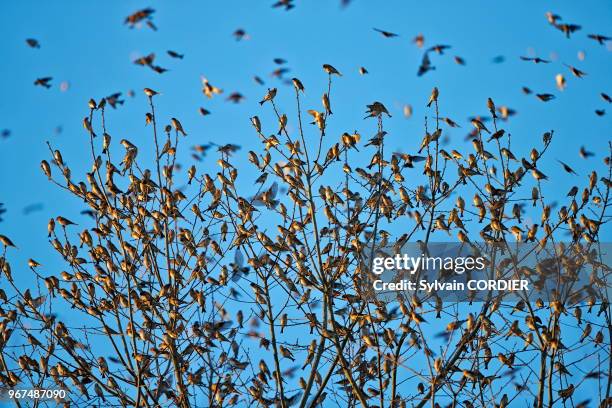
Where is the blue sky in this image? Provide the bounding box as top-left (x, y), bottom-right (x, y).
top-left (0, 1), bottom-right (611, 406)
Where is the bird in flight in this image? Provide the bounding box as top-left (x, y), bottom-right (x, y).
top-left (25, 38), bottom-right (40, 48)
top-left (34, 77), bottom-right (52, 88)
top-left (373, 28), bottom-right (399, 38)
top-left (520, 56), bottom-right (550, 64)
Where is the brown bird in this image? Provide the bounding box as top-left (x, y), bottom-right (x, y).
top-left (0, 234), bottom-right (16, 248)
top-left (292, 78), bottom-right (305, 93)
top-left (171, 118), bottom-right (187, 135)
top-left (56, 216), bottom-right (77, 227)
top-left (427, 87), bottom-right (439, 107)
top-left (259, 88), bottom-right (277, 105)
top-left (413, 33), bottom-right (425, 48)
top-left (322, 64), bottom-right (342, 76)
top-left (143, 88), bottom-right (158, 97)
top-left (471, 119), bottom-right (491, 134)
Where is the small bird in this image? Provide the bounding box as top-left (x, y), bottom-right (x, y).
top-left (171, 118), bottom-right (187, 135)
top-left (167, 50), bottom-right (184, 59)
top-left (28, 259), bottom-right (41, 268)
top-left (0, 234), bottom-right (16, 248)
top-left (322, 64), bottom-right (342, 76)
top-left (536, 93), bottom-right (555, 102)
top-left (364, 102), bottom-right (391, 118)
top-left (556, 74), bottom-right (566, 91)
top-left (56, 216), bottom-right (77, 227)
top-left (579, 146), bottom-right (594, 159)
top-left (292, 78), bottom-right (305, 93)
top-left (34, 77), bottom-right (52, 88)
top-left (413, 33), bottom-right (425, 48)
top-left (359, 66), bottom-right (368, 75)
top-left (557, 160), bottom-right (577, 175)
top-left (143, 88), bottom-right (158, 97)
top-left (520, 56), bottom-right (550, 64)
top-left (26, 38), bottom-right (40, 48)
top-left (322, 93), bottom-right (332, 115)
top-left (279, 345), bottom-right (295, 361)
top-left (487, 129), bottom-right (505, 142)
top-left (531, 168), bottom-right (548, 181)
top-left (427, 87), bottom-right (439, 107)
top-left (41, 160), bottom-right (51, 179)
top-left (471, 119), bottom-right (490, 134)
top-left (566, 64), bottom-right (587, 78)
top-left (233, 28), bottom-right (249, 41)
top-left (259, 88), bottom-right (277, 105)
top-left (226, 92), bottom-right (245, 103)
top-left (373, 28), bottom-right (399, 38)
top-left (587, 34), bottom-right (611, 45)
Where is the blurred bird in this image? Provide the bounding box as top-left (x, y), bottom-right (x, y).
top-left (233, 28), bottom-right (249, 41)
top-left (373, 28), bottom-right (399, 38)
top-left (167, 50), bottom-right (184, 59)
top-left (26, 38), bottom-right (40, 48)
top-left (34, 77), bottom-right (52, 88)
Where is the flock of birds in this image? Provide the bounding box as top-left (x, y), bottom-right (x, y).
top-left (0, 6), bottom-right (609, 229)
top-left (0, 4), bottom-right (609, 408)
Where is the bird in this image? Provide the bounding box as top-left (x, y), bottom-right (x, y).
top-left (413, 34), bottom-right (425, 47)
top-left (471, 119), bottom-right (490, 134)
top-left (26, 38), bottom-right (40, 48)
top-left (292, 78), bottom-right (305, 93)
top-left (322, 64), bottom-right (341, 76)
top-left (167, 50), bottom-right (184, 59)
top-left (520, 56), bottom-right (550, 64)
top-left (34, 77), bottom-right (52, 88)
top-left (454, 56), bottom-right (466, 65)
top-left (171, 118), bottom-right (187, 135)
top-left (0, 234), bottom-right (16, 248)
top-left (579, 146), bottom-right (594, 159)
top-left (588, 34), bottom-right (611, 45)
top-left (373, 28), bottom-right (399, 38)
top-left (427, 87), bottom-right (439, 107)
top-left (536, 93), bottom-right (555, 102)
top-left (565, 64), bottom-right (587, 78)
top-left (233, 28), bottom-right (249, 40)
top-left (364, 102), bottom-right (391, 118)
top-left (557, 160), bottom-right (577, 175)
top-left (56, 216), bottom-right (77, 227)
top-left (259, 88), bottom-right (277, 105)
top-left (143, 88), bottom-right (158, 97)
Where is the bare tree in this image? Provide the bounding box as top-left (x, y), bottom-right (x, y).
top-left (0, 74), bottom-right (610, 408)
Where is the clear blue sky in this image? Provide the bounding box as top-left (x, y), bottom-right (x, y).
top-left (0, 1), bottom-right (610, 406)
